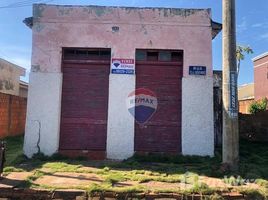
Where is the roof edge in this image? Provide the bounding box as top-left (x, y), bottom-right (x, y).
top-left (0, 58), bottom-right (26, 76)
top-left (252, 52), bottom-right (268, 62)
top-left (211, 20), bottom-right (222, 39)
top-left (33, 3), bottom-right (211, 11)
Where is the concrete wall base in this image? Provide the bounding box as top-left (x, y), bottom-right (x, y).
top-left (23, 72), bottom-right (62, 158)
top-left (106, 74), bottom-right (135, 160)
top-left (182, 76), bottom-right (214, 157)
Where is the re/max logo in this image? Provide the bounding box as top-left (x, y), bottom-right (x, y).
top-left (130, 98), bottom-right (155, 105)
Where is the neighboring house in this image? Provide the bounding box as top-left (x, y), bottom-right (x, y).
top-left (253, 52), bottom-right (268, 100)
top-left (23, 4), bottom-right (221, 159)
top-left (238, 83), bottom-right (254, 114)
top-left (0, 58), bottom-right (27, 138)
top-left (19, 80), bottom-right (28, 98)
top-left (0, 58), bottom-right (26, 96)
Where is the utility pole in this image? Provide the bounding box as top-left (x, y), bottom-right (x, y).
top-left (222, 0), bottom-right (239, 169)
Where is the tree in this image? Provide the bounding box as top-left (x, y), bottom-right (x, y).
top-left (236, 45), bottom-right (253, 76)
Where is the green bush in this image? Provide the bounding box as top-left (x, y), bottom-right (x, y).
top-left (249, 98), bottom-right (267, 114)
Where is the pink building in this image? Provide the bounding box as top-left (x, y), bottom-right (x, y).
top-left (253, 52), bottom-right (268, 100)
top-left (23, 4), bottom-right (221, 159)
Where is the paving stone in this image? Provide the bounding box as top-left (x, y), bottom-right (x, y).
top-left (34, 172), bottom-right (102, 188)
top-left (0, 172), bottom-right (32, 188)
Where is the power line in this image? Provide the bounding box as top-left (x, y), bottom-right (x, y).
top-left (0, 0), bottom-right (55, 9)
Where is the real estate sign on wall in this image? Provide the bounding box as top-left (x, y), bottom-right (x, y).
top-left (111, 58), bottom-right (135, 74)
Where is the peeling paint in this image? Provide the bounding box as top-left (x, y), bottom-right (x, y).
top-left (31, 65), bottom-right (41, 72)
top-left (170, 9), bottom-right (202, 17)
top-left (94, 7), bottom-right (106, 17)
top-left (162, 8), bottom-right (203, 18)
top-left (34, 24), bottom-right (45, 32)
top-left (148, 40), bottom-right (153, 47)
top-left (124, 7), bottom-right (133, 14)
top-left (58, 7), bottom-right (73, 16)
top-left (82, 7), bottom-right (92, 14)
top-left (33, 4), bottom-right (45, 18)
top-left (140, 24), bottom-right (148, 35)
top-left (137, 11), bottom-right (144, 21)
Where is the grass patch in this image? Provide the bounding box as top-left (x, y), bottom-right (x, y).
top-left (2, 135), bottom-right (268, 197)
top-left (103, 173), bottom-right (126, 185)
top-left (87, 182), bottom-right (145, 194)
top-left (256, 179), bottom-right (268, 188)
top-left (3, 166), bottom-right (25, 172)
top-left (41, 162), bottom-right (83, 173)
top-left (238, 188), bottom-right (268, 200)
top-left (4, 135), bottom-right (26, 166)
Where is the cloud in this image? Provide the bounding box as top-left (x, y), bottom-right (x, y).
top-left (0, 44), bottom-right (31, 71)
top-left (252, 23), bottom-right (263, 28)
top-left (237, 17), bottom-right (247, 33)
top-left (260, 32), bottom-right (268, 39)
top-left (11, 57), bottom-right (31, 70)
top-left (252, 22), bottom-right (268, 28)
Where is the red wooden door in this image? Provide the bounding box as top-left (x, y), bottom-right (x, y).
top-left (59, 49), bottom-right (110, 152)
top-left (135, 50), bottom-right (183, 153)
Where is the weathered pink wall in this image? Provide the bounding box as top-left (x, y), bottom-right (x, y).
top-left (254, 55), bottom-right (268, 100)
top-left (31, 4), bottom-right (213, 77)
top-left (25, 4), bottom-right (215, 158)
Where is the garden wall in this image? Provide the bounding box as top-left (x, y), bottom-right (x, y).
top-left (0, 92), bottom-right (27, 138)
top-left (239, 111), bottom-right (268, 142)
top-left (239, 99), bottom-right (254, 114)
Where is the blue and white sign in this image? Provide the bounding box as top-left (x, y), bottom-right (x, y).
top-left (229, 71), bottom-right (238, 118)
top-left (189, 66), bottom-right (206, 76)
top-left (111, 58), bottom-right (135, 74)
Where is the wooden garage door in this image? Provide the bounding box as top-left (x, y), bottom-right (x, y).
top-left (135, 50), bottom-right (183, 153)
top-left (59, 48), bottom-right (110, 151)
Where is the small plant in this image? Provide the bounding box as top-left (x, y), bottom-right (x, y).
top-left (103, 167), bottom-right (110, 172)
top-left (249, 97), bottom-right (268, 114)
top-left (239, 188), bottom-right (267, 200)
top-left (3, 166), bottom-right (25, 173)
top-left (223, 176), bottom-right (245, 186)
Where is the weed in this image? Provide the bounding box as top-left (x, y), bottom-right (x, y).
top-left (223, 176), bottom-right (245, 186)
top-left (3, 166), bottom-right (25, 172)
top-left (103, 167), bottom-right (110, 172)
top-left (103, 173), bottom-right (126, 185)
top-left (239, 188), bottom-right (268, 200)
top-left (42, 162), bottom-right (82, 172)
top-left (256, 179), bottom-right (268, 188)
top-left (188, 182), bottom-right (214, 195)
top-left (4, 136), bottom-right (25, 166)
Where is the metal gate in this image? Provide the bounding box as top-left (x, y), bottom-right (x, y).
top-left (135, 50), bottom-right (183, 154)
top-left (59, 48), bottom-right (110, 158)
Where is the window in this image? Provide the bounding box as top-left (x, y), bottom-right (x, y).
top-left (136, 49), bottom-right (183, 62)
top-left (63, 48), bottom-right (111, 61)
